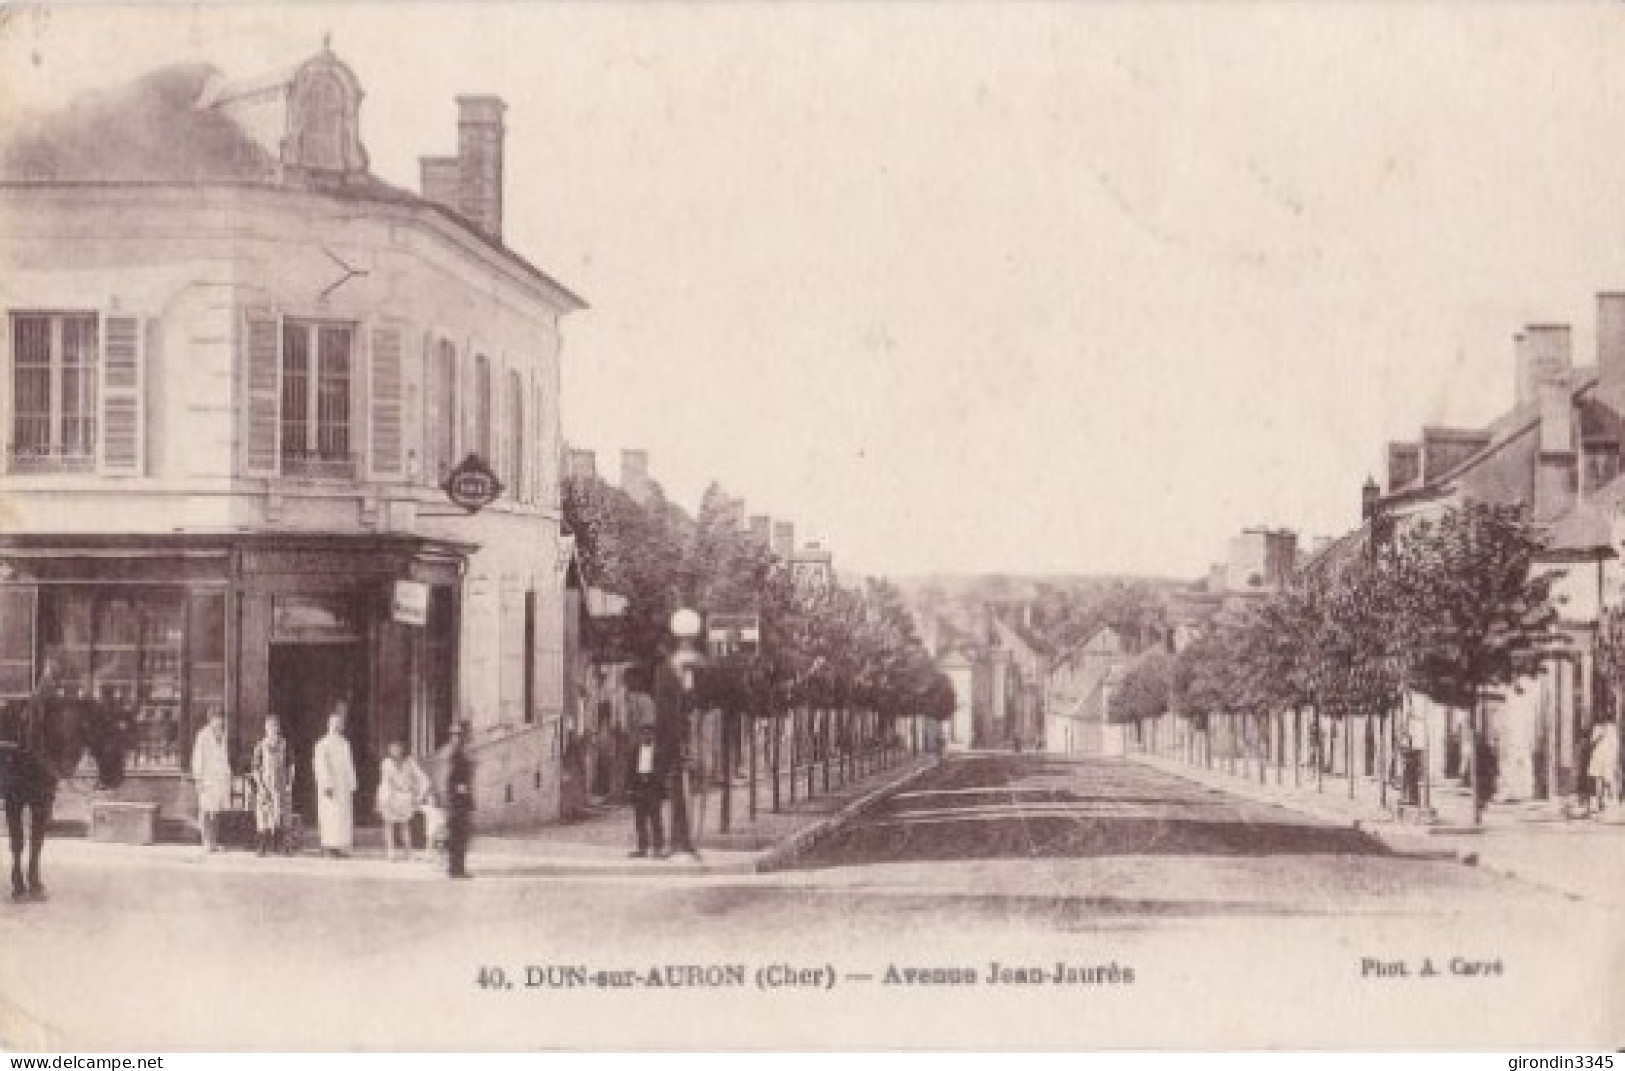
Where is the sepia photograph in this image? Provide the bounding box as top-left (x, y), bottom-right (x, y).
top-left (0, 1), bottom-right (1621, 1054)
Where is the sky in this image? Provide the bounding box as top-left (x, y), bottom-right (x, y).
top-left (8, 3), bottom-right (1625, 580)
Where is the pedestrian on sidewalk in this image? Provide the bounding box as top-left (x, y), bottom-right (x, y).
top-left (314, 708), bottom-right (357, 858)
top-left (1588, 717), bottom-right (1619, 814)
top-left (376, 740), bottom-right (429, 861)
top-left (190, 705), bottom-right (232, 854)
top-left (625, 723), bottom-right (667, 858)
top-left (436, 721), bottom-right (475, 878)
top-left (250, 716), bottom-right (293, 856)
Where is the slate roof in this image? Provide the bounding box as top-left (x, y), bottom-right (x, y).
top-left (0, 58), bottom-right (585, 309)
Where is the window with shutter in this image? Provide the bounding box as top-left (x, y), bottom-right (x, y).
top-left (539, 375), bottom-right (552, 510)
top-left (421, 334), bottom-right (438, 484)
top-left (423, 338), bottom-right (458, 484)
top-left (279, 319), bottom-right (355, 479)
top-left (99, 314), bottom-right (143, 475)
top-left (6, 312), bottom-right (101, 474)
top-left (508, 367), bottom-right (524, 502)
top-left (369, 323), bottom-right (404, 480)
top-left (242, 310), bottom-right (281, 476)
top-left (474, 354), bottom-right (492, 463)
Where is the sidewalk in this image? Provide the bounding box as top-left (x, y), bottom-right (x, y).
top-left (1131, 750), bottom-right (1625, 909)
top-left (43, 754), bottom-right (939, 883)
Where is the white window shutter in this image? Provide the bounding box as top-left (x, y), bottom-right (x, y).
top-left (530, 371), bottom-right (543, 506)
top-left (368, 322), bottom-right (404, 481)
top-left (242, 309), bottom-right (281, 476)
top-left (98, 313), bottom-right (144, 475)
top-left (462, 341), bottom-right (477, 465)
top-left (421, 332), bottom-right (438, 485)
top-left (491, 360), bottom-right (505, 490)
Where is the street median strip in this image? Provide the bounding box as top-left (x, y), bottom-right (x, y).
top-left (754, 757), bottom-right (941, 872)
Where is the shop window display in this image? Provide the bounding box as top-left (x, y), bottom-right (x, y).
top-left (29, 587), bottom-right (224, 773)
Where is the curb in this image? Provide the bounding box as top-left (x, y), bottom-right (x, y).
top-left (1126, 753), bottom-right (1460, 861)
top-left (36, 760), bottom-right (942, 884)
top-left (753, 756), bottom-right (941, 873)
top-left (1128, 753), bottom-right (1623, 902)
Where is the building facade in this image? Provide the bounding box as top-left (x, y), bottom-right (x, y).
top-left (0, 52), bottom-right (583, 829)
top-left (1369, 294), bottom-right (1625, 804)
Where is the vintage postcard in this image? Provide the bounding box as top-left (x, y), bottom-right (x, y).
top-left (0, 1), bottom-right (1621, 1053)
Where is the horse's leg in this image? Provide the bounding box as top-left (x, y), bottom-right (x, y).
top-left (26, 798), bottom-right (48, 899)
top-left (5, 802), bottom-right (24, 900)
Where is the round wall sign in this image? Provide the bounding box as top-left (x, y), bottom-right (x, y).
top-left (442, 453), bottom-right (505, 513)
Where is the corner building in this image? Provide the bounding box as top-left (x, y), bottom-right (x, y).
top-left (0, 51), bottom-right (584, 829)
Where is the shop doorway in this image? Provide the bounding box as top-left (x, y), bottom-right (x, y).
top-left (269, 643), bottom-right (370, 823)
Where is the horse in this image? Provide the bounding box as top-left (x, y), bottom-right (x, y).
top-left (0, 696), bottom-right (126, 901)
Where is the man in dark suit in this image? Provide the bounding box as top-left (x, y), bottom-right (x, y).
top-left (436, 721), bottom-right (475, 879)
top-left (625, 723), bottom-right (666, 858)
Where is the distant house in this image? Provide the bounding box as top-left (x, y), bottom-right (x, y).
top-left (988, 610), bottom-right (1049, 751)
top-left (1044, 627), bottom-right (1134, 756)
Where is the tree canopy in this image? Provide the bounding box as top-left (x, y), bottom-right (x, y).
top-left (563, 472), bottom-right (954, 722)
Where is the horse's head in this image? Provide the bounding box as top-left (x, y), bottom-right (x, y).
top-left (36, 697), bottom-right (127, 789)
top-left (81, 701), bottom-right (128, 790)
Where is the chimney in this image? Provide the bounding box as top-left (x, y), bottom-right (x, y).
top-left (1539, 380), bottom-right (1574, 454)
top-left (620, 449), bottom-right (649, 504)
top-left (1361, 476), bottom-right (1380, 521)
top-left (749, 515), bottom-right (772, 547)
top-left (1535, 378), bottom-right (1577, 518)
top-left (456, 96), bottom-right (506, 242)
top-left (1515, 324), bottom-right (1572, 405)
top-left (1264, 530), bottom-right (1297, 587)
top-left (1386, 442), bottom-right (1421, 493)
top-left (566, 449), bottom-right (596, 482)
top-left (419, 156), bottom-right (460, 213)
top-left (772, 521), bottom-right (795, 561)
top-left (1599, 293), bottom-right (1625, 385)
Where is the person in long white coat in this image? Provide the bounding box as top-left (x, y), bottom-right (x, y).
top-left (190, 707), bottom-right (233, 853)
top-left (1588, 717), bottom-right (1619, 813)
top-left (313, 710), bottom-right (357, 857)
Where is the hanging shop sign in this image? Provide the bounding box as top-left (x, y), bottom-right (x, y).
top-left (391, 580), bottom-right (430, 626)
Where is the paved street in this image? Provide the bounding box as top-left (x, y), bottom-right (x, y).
top-left (1, 754), bottom-right (1615, 1050)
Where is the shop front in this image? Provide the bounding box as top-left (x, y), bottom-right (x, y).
top-left (0, 534), bottom-right (469, 830)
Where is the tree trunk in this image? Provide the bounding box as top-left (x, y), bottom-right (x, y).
top-left (822, 710), bottom-right (832, 793)
top-left (1378, 708), bottom-right (1389, 811)
top-left (720, 708), bottom-right (733, 833)
top-left (1316, 708), bottom-right (1325, 793)
top-left (1259, 713), bottom-right (1268, 784)
top-left (748, 713), bottom-right (758, 822)
top-left (1293, 707), bottom-right (1301, 788)
top-left (788, 707), bottom-right (798, 805)
top-left (1470, 693), bottom-right (1484, 827)
top-left (1267, 711), bottom-right (1280, 786)
top-left (772, 707), bottom-right (783, 813)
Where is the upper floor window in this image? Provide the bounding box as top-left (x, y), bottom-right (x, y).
top-left (474, 354), bottom-right (492, 461)
top-left (9, 313), bottom-right (98, 473)
top-left (281, 320), bottom-right (354, 478)
top-left (508, 368), bottom-right (524, 498)
top-left (294, 73), bottom-right (347, 173)
top-left (1584, 440), bottom-right (1620, 493)
top-left (428, 339), bottom-right (458, 481)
